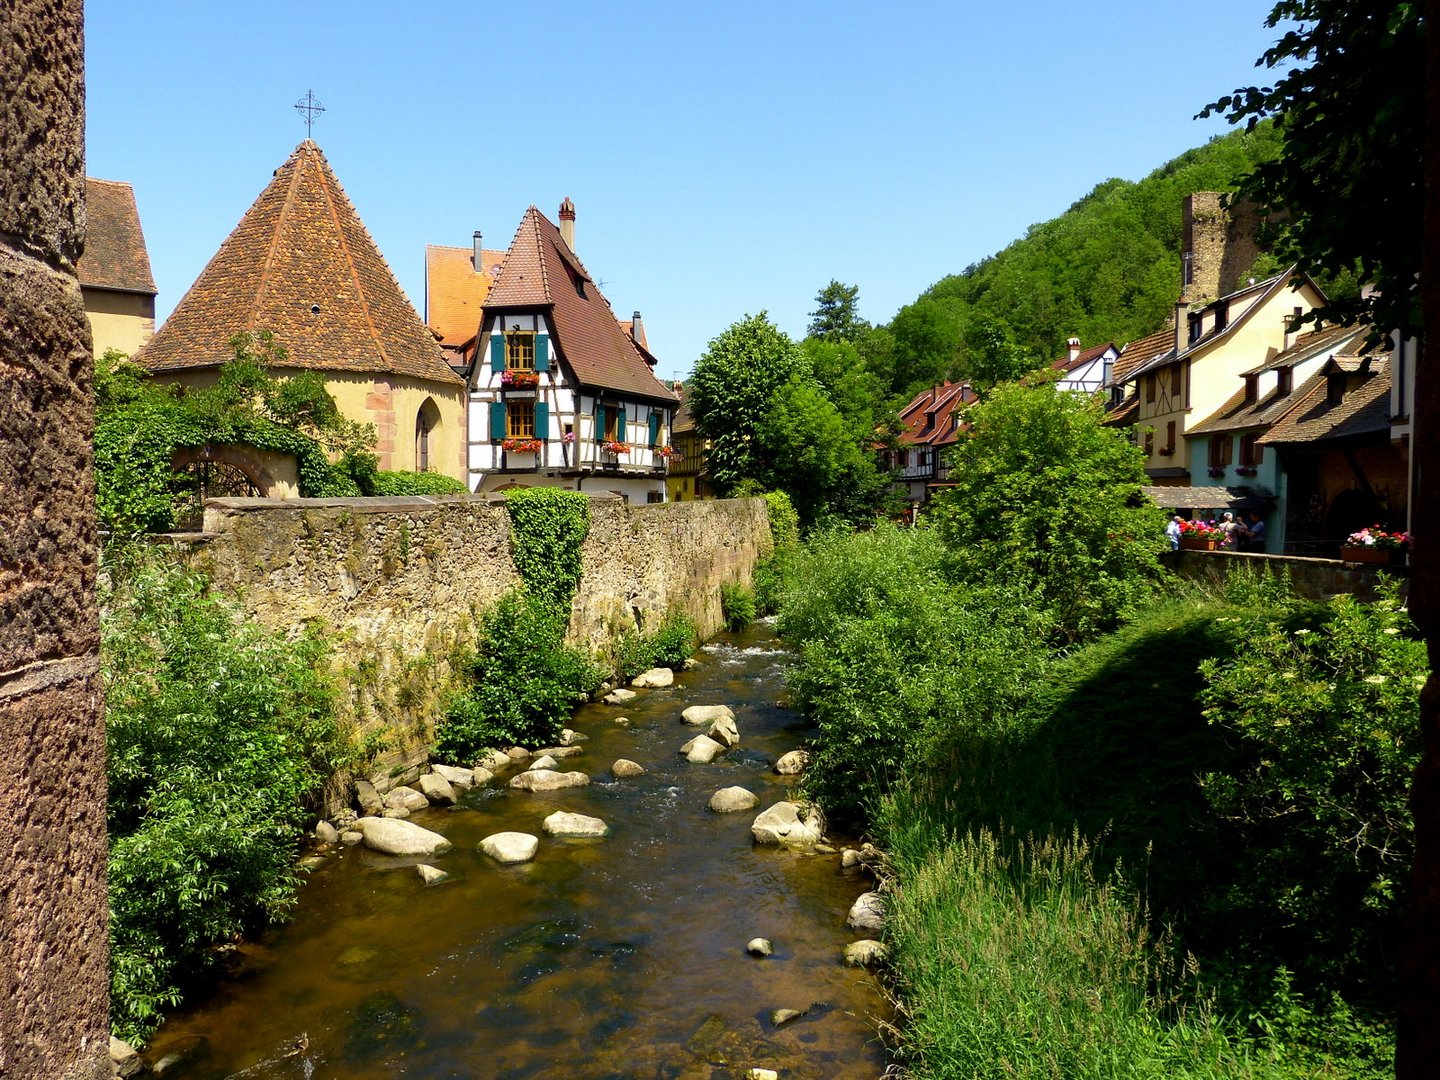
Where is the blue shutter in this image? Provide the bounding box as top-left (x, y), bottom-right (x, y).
top-left (489, 400), bottom-right (506, 441)
top-left (594, 404), bottom-right (606, 442)
top-left (648, 411), bottom-right (660, 448)
top-left (490, 334), bottom-right (505, 374)
top-left (535, 401), bottom-right (549, 441)
top-left (535, 334), bottom-right (550, 372)
top-left (616, 407), bottom-right (627, 443)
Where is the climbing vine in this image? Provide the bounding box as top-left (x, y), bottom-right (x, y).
top-left (503, 486), bottom-right (591, 618)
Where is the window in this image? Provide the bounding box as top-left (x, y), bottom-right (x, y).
top-left (415, 399), bottom-right (440, 472)
top-left (1208, 435), bottom-right (1232, 468)
top-left (1243, 375), bottom-right (1258, 404)
top-left (1240, 433), bottom-right (1263, 467)
top-left (506, 330), bottom-right (535, 372)
top-left (1188, 315), bottom-right (1202, 344)
top-left (1165, 420), bottom-right (1176, 453)
top-left (507, 399), bottom-right (535, 438)
top-left (1214, 303), bottom-right (1228, 332)
top-left (1170, 365), bottom-right (1182, 396)
top-left (1145, 375), bottom-right (1156, 404)
top-left (1276, 367), bottom-right (1292, 396)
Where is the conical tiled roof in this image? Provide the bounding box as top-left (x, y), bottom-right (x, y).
top-left (137, 141), bottom-right (460, 385)
top-left (485, 207), bottom-right (677, 403)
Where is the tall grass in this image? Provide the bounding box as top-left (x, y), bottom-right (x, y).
top-left (879, 819), bottom-right (1279, 1080)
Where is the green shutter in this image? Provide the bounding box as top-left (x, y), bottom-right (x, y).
top-left (490, 334), bottom-right (505, 374)
top-left (648, 411), bottom-right (660, 447)
top-left (616, 407), bottom-right (627, 443)
top-left (535, 334), bottom-right (550, 372)
top-left (594, 405), bottom-right (606, 442)
top-left (535, 401), bottom-right (549, 441)
top-left (489, 400), bottom-right (506, 441)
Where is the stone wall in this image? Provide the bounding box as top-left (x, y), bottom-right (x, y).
top-left (185, 493), bottom-right (771, 782)
top-left (0, 2), bottom-right (113, 1077)
top-left (1166, 548), bottom-right (1408, 601)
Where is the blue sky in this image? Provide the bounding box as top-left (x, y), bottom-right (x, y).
top-left (85, 0), bottom-right (1288, 382)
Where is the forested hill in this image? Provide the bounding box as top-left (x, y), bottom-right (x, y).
top-left (873, 123), bottom-right (1281, 398)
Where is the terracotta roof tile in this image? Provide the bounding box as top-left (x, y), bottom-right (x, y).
top-left (1260, 357), bottom-right (1392, 445)
top-left (1050, 341), bottom-right (1115, 374)
top-left (1110, 326), bottom-right (1174, 386)
top-left (896, 381), bottom-right (975, 447)
top-left (78, 178), bottom-right (155, 294)
top-left (1244, 322), bottom-right (1363, 374)
top-left (485, 207), bottom-right (677, 403)
top-left (426, 243), bottom-right (505, 346)
top-left (136, 141), bottom-right (460, 385)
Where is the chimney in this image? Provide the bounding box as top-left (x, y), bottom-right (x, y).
top-left (1284, 305), bottom-right (1303, 351)
top-left (1175, 300), bottom-right (1189, 358)
top-left (558, 197), bottom-right (576, 251)
top-left (630, 310), bottom-right (646, 350)
top-left (472, 230), bottom-right (483, 272)
top-left (1067, 336), bottom-right (1081, 364)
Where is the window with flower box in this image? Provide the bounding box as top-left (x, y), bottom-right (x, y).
top-left (507, 400), bottom-right (535, 438)
top-left (1208, 435), bottom-right (1232, 468)
top-left (1239, 433), bottom-right (1263, 468)
top-left (506, 331), bottom-right (535, 372)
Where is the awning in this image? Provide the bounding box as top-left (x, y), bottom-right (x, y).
top-left (1141, 485), bottom-right (1276, 511)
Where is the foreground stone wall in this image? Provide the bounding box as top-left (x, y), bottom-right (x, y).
top-left (0, 2), bottom-right (112, 1077)
top-left (1166, 548), bottom-right (1408, 601)
top-left (186, 494), bottom-right (771, 782)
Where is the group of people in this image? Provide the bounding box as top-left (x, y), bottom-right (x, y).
top-left (1165, 510), bottom-right (1267, 552)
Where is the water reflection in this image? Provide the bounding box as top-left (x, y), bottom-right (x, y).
top-left (144, 624), bottom-right (888, 1079)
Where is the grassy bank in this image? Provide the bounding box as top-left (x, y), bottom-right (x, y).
top-left (773, 525), bottom-right (1417, 1078)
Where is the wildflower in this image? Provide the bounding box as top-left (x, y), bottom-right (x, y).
top-left (1364, 675), bottom-right (1386, 684)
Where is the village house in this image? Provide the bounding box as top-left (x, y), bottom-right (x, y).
top-left (665, 389), bottom-right (715, 502)
top-left (461, 201), bottom-right (678, 500)
top-left (134, 141), bottom-right (467, 481)
top-left (424, 232), bottom-right (506, 372)
top-left (77, 178), bottom-right (157, 359)
top-left (1051, 338), bottom-right (1118, 394)
top-left (885, 380), bottom-right (976, 512)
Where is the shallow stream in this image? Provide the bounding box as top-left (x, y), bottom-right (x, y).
top-left (145, 624), bottom-right (889, 1079)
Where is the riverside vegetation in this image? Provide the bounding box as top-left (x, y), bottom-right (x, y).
top-left (761, 381), bottom-right (1420, 1077)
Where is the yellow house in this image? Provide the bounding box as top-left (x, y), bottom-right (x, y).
top-left (134, 141), bottom-right (466, 480)
top-left (77, 178), bottom-right (156, 358)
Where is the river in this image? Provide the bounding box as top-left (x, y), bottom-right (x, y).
top-left (143, 623), bottom-right (890, 1079)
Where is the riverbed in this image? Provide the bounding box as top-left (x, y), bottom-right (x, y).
top-left (144, 623), bottom-right (890, 1078)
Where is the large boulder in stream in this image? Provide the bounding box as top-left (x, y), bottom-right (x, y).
top-left (353, 816), bottom-right (453, 857)
top-left (528, 754), bottom-right (559, 772)
top-left (384, 786), bottom-right (429, 812)
top-left (631, 667), bottom-right (675, 688)
top-left (682, 704), bottom-right (734, 726)
top-left (429, 763), bottom-right (476, 788)
top-left (751, 802), bottom-right (826, 849)
top-left (612, 759), bottom-right (645, 778)
top-left (479, 832), bottom-right (539, 864)
top-left (709, 786), bottom-right (760, 813)
top-left (706, 714), bottom-right (740, 748)
top-left (509, 769), bottom-right (590, 792)
top-left (680, 735), bottom-right (728, 763)
top-left (774, 749), bottom-right (809, 776)
top-left (846, 891), bottom-right (885, 931)
top-left (542, 811), bottom-right (609, 838)
top-left (844, 939), bottom-right (887, 967)
top-left (604, 688), bottom-right (637, 705)
top-left (418, 772), bottom-right (457, 805)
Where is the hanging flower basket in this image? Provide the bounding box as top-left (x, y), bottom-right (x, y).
top-left (501, 370), bottom-right (540, 389)
top-left (602, 441), bottom-right (630, 456)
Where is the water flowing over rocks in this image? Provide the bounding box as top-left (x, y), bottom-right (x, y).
top-left (681, 735), bottom-right (728, 763)
top-left (751, 802), bottom-right (826, 849)
top-left (542, 811), bottom-right (609, 838)
top-left (509, 769), bottom-right (590, 792)
top-left (612, 759), bottom-right (645, 778)
top-left (682, 704), bottom-right (735, 726)
top-left (709, 787), bottom-right (760, 813)
top-left (707, 714), bottom-right (740, 748)
top-left (774, 750), bottom-right (809, 775)
top-left (354, 817), bottom-right (453, 857)
top-left (845, 892), bottom-right (885, 932)
top-left (479, 832), bottom-right (539, 864)
top-left (631, 667), bottom-right (675, 688)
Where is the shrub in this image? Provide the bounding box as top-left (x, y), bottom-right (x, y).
top-left (613, 610), bottom-right (700, 680)
top-left (436, 592), bottom-right (602, 761)
top-left (103, 553), bottom-right (350, 1042)
top-left (504, 487), bottom-right (590, 615)
top-left (369, 470), bottom-right (470, 496)
top-left (720, 580), bottom-right (757, 631)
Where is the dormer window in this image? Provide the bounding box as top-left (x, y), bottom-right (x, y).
top-left (1243, 375), bottom-right (1257, 404)
top-left (1214, 302), bottom-right (1228, 332)
top-left (1327, 372), bottom-right (1346, 406)
top-left (1188, 314), bottom-right (1202, 344)
top-left (1276, 367), bottom-right (1292, 396)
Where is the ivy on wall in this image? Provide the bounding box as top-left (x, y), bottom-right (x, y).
top-left (503, 487), bottom-right (592, 618)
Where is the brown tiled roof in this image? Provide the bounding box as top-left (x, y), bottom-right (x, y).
top-left (426, 243), bottom-right (505, 347)
top-left (1125, 271), bottom-right (1294, 384)
top-left (1244, 322), bottom-right (1364, 374)
top-left (484, 207), bottom-right (677, 403)
top-left (1104, 394), bottom-right (1140, 427)
top-left (1110, 326), bottom-right (1174, 386)
top-left (1260, 356), bottom-right (1392, 445)
top-left (78, 178), bottom-right (156, 295)
top-left (1186, 381), bottom-right (1296, 436)
top-left (1050, 341), bottom-right (1115, 374)
top-left (136, 141), bottom-right (460, 385)
top-left (896, 381), bottom-right (975, 447)
top-left (1142, 485), bottom-right (1274, 511)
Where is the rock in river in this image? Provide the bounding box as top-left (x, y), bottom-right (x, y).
top-left (509, 769), bottom-right (590, 792)
top-left (354, 816), bottom-right (453, 857)
top-left (418, 772), bottom-right (457, 805)
top-left (429, 763), bottom-right (476, 788)
top-left (416, 864), bottom-right (449, 886)
top-left (631, 667), bottom-right (675, 688)
top-left (681, 735), bottom-right (728, 764)
top-left (774, 749), bottom-right (809, 776)
top-left (709, 786), bottom-right (760, 813)
top-left (612, 759), bottom-right (646, 778)
top-left (681, 704), bottom-right (734, 726)
top-left (846, 891), bottom-right (885, 932)
top-left (528, 754), bottom-right (559, 772)
top-left (750, 801), bottom-right (826, 849)
top-left (384, 786), bottom-right (429, 812)
top-left (706, 714), bottom-right (740, 748)
top-left (843, 939), bottom-right (887, 967)
top-left (604, 688), bottom-right (637, 705)
top-left (746, 937), bottom-right (773, 957)
top-left (479, 832), bottom-right (539, 864)
top-left (542, 811), bottom-right (609, 837)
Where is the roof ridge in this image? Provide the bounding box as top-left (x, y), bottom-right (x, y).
top-left (312, 145), bottom-right (390, 369)
top-left (529, 208), bottom-right (552, 303)
top-left (250, 144), bottom-right (306, 330)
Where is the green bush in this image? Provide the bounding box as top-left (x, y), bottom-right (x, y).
top-left (615, 610), bottom-right (700, 679)
top-left (103, 552), bottom-right (350, 1042)
top-left (720, 580), bottom-right (757, 631)
top-left (436, 592), bottom-right (602, 761)
top-left (504, 487), bottom-right (591, 615)
top-left (369, 470), bottom-right (470, 496)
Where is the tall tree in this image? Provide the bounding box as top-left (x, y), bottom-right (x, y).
top-left (807, 280), bottom-right (868, 342)
top-left (1199, 1), bottom-right (1424, 336)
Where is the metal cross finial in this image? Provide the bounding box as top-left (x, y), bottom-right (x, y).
top-left (294, 89), bottom-right (325, 137)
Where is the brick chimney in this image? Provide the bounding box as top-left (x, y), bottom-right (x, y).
top-left (558, 197), bottom-right (576, 251)
top-left (630, 310), bottom-right (646, 350)
top-left (1066, 336), bottom-right (1081, 364)
top-left (472, 230), bottom-right (483, 272)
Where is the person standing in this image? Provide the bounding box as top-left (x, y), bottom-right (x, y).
top-left (1166, 514), bottom-right (1183, 551)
